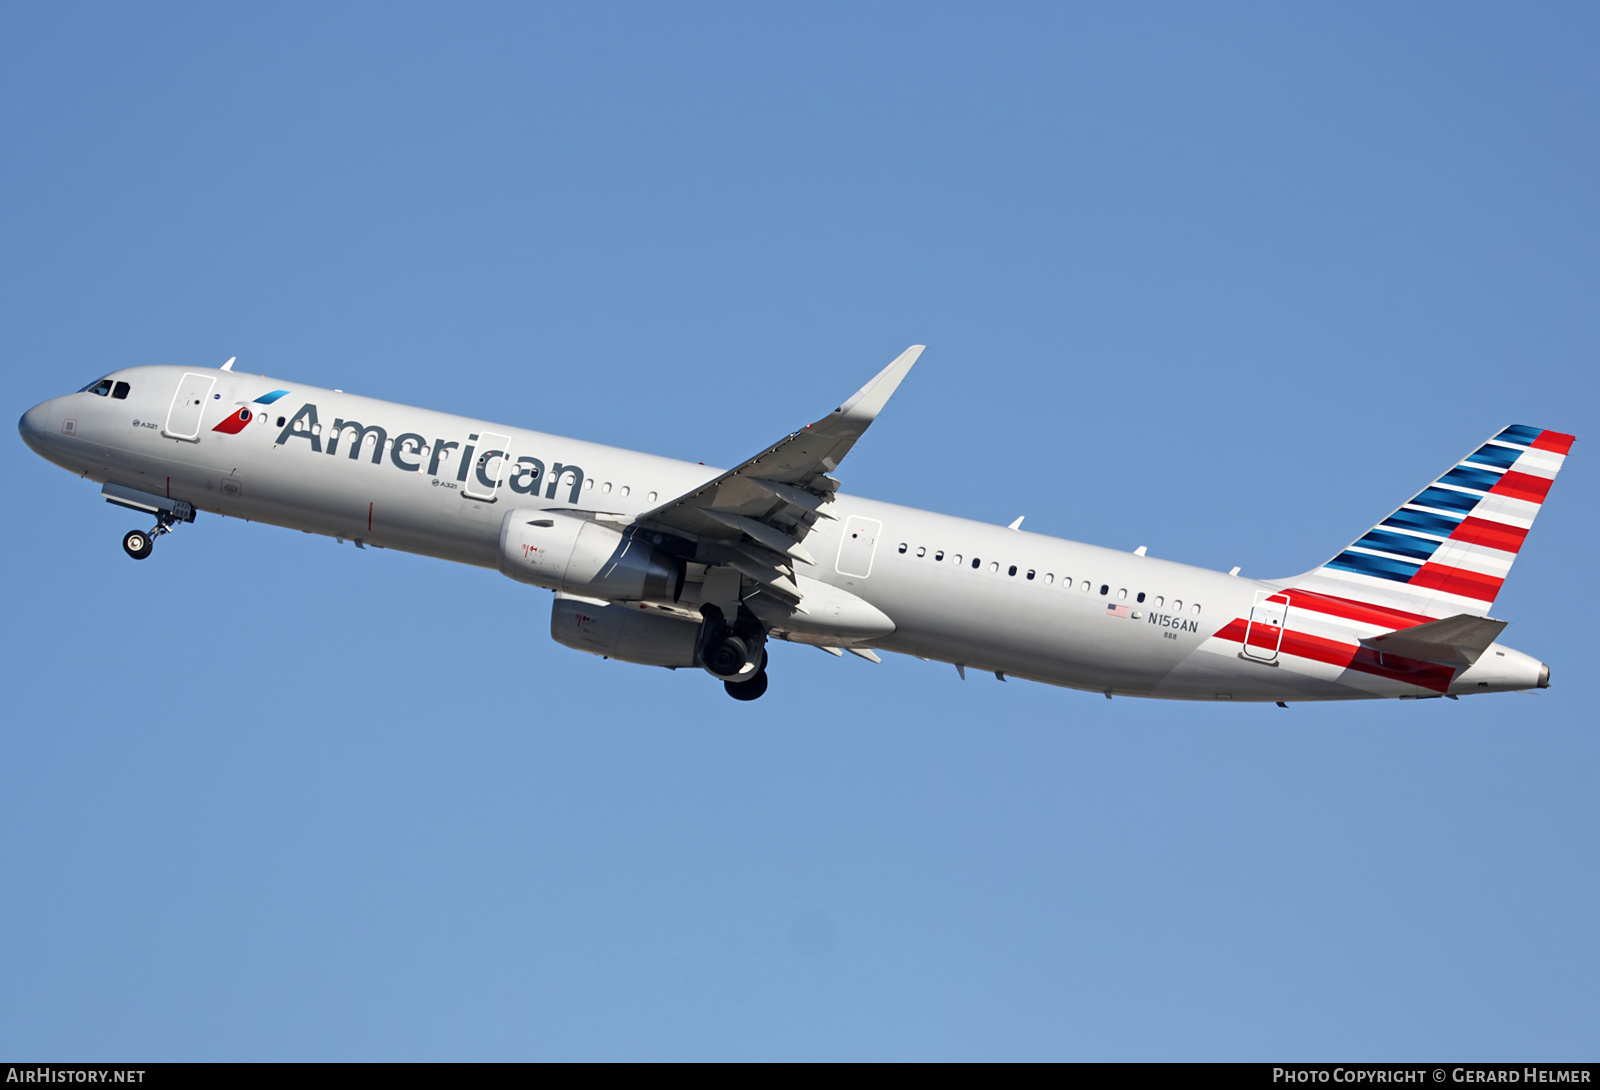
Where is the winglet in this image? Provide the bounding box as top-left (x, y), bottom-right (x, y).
top-left (833, 345), bottom-right (924, 426)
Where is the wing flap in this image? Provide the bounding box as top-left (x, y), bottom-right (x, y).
top-left (703, 510), bottom-right (817, 566)
top-left (749, 477), bottom-right (838, 519)
top-left (724, 554), bottom-right (803, 604)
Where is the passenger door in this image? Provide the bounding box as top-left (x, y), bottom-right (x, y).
top-left (1242, 592), bottom-right (1290, 662)
top-left (464, 431), bottom-right (512, 501)
top-left (162, 373), bottom-right (217, 442)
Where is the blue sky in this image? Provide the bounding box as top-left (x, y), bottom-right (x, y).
top-left (2, 2), bottom-right (1596, 1060)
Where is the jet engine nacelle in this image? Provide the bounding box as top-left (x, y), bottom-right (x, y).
top-left (550, 593), bottom-right (700, 668)
top-left (499, 509), bottom-right (684, 604)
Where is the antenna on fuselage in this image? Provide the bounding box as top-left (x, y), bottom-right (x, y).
top-left (220, 356), bottom-right (237, 371)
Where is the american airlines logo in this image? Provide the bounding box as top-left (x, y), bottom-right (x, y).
top-left (209, 388), bottom-right (290, 434)
top-left (271, 401), bottom-right (586, 502)
top-left (211, 406), bottom-right (255, 434)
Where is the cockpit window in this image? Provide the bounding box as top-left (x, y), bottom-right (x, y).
top-left (81, 378), bottom-right (114, 396)
top-left (112, 381), bottom-right (131, 400)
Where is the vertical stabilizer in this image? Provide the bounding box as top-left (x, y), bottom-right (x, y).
top-left (1284, 425), bottom-right (1575, 620)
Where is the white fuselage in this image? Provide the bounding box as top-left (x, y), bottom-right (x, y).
top-left (19, 365), bottom-right (1547, 702)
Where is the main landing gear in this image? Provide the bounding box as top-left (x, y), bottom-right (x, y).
top-left (699, 605), bottom-right (771, 701)
top-left (724, 652), bottom-right (769, 701)
top-left (121, 505), bottom-right (191, 560)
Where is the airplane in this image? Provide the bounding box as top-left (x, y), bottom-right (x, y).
top-left (18, 348), bottom-right (1573, 703)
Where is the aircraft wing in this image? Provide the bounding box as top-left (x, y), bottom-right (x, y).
top-left (635, 345), bottom-right (923, 600)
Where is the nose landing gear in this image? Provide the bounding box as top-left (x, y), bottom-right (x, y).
top-left (122, 530), bottom-right (153, 559)
top-left (120, 502), bottom-right (194, 560)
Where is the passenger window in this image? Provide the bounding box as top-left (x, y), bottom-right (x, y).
top-left (112, 381), bottom-right (130, 400)
top-left (1080, 580), bottom-right (1090, 592)
top-left (1099, 585), bottom-right (1109, 596)
top-left (602, 482), bottom-right (612, 494)
top-left (898, 543), bottom-right (907, 553)
top-left (935, 551), bottom-right (945, 561)
top-left (647, 491), bottom-right (658, 502)
top-left (953, 554), bottom-right (962, 565)
top-left (1026, 569), bottom-right (1035, 580)
top-left (276, 416), bottom-right (286, 427)
top-left (1136, 592), bottom-right (1145, 603)
top-left (620, 486), bottom-right (631, 497)
top-left (1117, 588), bottom-right (1127, 600)
top-left (311, 423), bottom-right (321, 435)
top-left (1044, 573), bottom-right (1054, 584)
top-left (1191, 603), bottom-right (1201, 615)
top-left (1155, 596), bottom-right (1164, 608)
top-left (986, 561), bottom-right (996, 573)
top-left (972, 558), bottom-right (981, 569)
top-left (584, 478), bottom-right (593, 490)
top-left (916, 546), bottom-right (926, 557)
top-left (1008, 565), bottom-right (1018, 576)
top-left (1173, 599), bottom-right (1183, 611)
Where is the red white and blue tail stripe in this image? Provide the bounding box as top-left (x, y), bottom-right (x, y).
top-left (1289, 425), bottom-right (1574, 619)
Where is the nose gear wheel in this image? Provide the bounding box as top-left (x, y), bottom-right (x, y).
top-left (122, 530), bottom-right (153, 560)
top-left (121, 508), bottom-right (187, 560)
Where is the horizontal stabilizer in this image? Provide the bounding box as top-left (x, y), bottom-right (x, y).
top-left (1364, 614), bottom-right (1508, 666)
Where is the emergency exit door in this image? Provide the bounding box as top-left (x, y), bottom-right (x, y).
top-left (835, 516), bottom-right (883, 579)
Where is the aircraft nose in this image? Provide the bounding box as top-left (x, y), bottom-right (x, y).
top-left (1538, 662), bottom-right (1550, 689)
top-left (18, 400), bottom-right (52, 452)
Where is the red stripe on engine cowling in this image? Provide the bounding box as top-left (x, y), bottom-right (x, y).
top-left (1408, 562), bottom-right (1503, 601)
top-left (1491, 470), bottom-right (1553, 504)
top-left (1449, 516), bottom-right (1528, 553)
top-left (1213, 618), bottom-right (1453, 693)
top-left (1530, 430), bottom-right (1575, 455)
